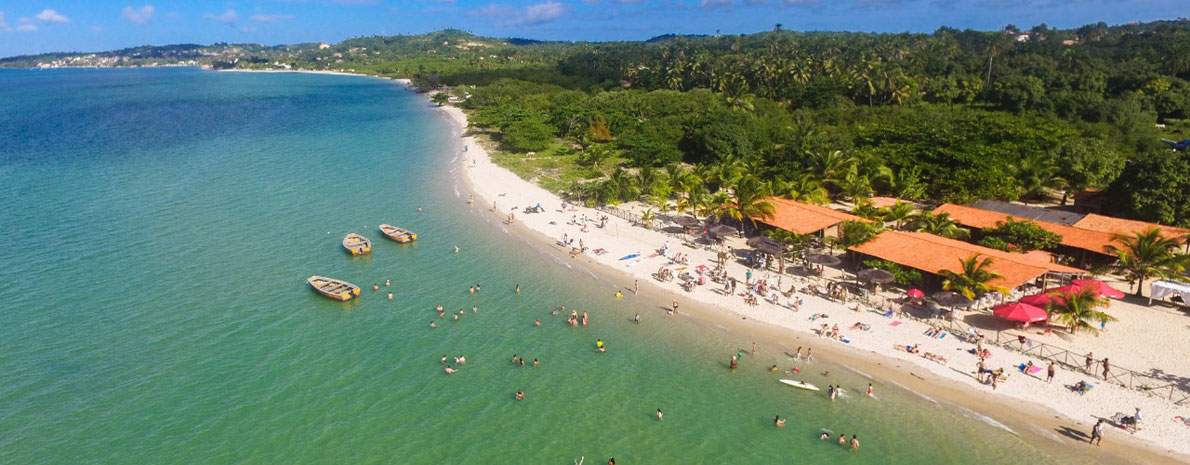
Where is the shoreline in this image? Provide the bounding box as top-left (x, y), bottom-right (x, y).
top-left (212, 67), bottom-right (1188, 463)
top-left (427, 101), bottom-right (1190, 464)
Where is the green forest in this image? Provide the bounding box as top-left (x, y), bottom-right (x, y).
top-left (7, 22), bottom-right (1190, 225)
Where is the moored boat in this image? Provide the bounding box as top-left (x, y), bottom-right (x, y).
top-left (379, 224), bottom-right (417, 243)
top-left (307, 276), bottom-right (361, 301)
top-left (343, 233), bottom-right (372, 255)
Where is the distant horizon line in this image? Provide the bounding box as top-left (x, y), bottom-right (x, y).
top-left (6, 18), bottom-right (1190, 61)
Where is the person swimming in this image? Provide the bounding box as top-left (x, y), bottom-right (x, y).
top-left (429, 321), bottom-right (437, 328)
top-left (850, 435), bottom-right (860, 450)
top-left (634, 313), bottom-right (641, 323)
top-left (444, 367), bottom-right (456, 374)
top-left (535, 320), bottom-right (541, 326)
top-left (515, 390), bottom-right (524, 400)
top-left (820, 432), bottom-right (830, 440)
top-left (596, 339), bottom-right (604, 349)
top-left (774, 415), bottom-right (785, 427)
top-left (533, 358), bottom-right (539, 367)
top-left (838, 434), bottom-right (846, 446)
top-left (656, 409), bottom-right (663, 421)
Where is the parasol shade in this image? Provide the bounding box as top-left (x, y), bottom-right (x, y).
top-left (747, 236), bottom-right (785, 255)
top-left (709, 224), bottom-right (738, 237)
top-left (1071, 279), bottom-right (1125, 299)
top-left (805, 253), bottom-right (841, 266)
top-left (931, 291), bottom-right (974, 308)
top-left (674, 216), bottom-right (702, 228)
top-left (856, 268), bottom-right (896, 284)
top-left (993, 302), bottom-right (1048, 323)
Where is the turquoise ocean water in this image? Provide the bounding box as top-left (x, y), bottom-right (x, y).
top-left (0, 68), bottom-right (1062, 464)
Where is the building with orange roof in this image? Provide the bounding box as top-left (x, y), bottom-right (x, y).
top-left (755, 198), bottom-right (870, 236)
top-left (1072, 214), bottom-right (1190, 243)
top-left (849, 231), bottom-right (1086, 290)
top-left (933, 203), bottom-right (1116, 256)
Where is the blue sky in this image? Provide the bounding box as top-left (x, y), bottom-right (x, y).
top-left (1, 0), bottom-right (1186, 57)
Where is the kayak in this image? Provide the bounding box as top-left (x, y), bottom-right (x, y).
top-left (779, 379), bottom-right (820, 391)
top-left (619, 253), bottom-right (640, 260)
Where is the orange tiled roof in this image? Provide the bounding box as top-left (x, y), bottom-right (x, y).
top-left (867, 197), bottom-right (904, 209)
top-left (1073, 214), bottom-right (1190, 242)
top-left (933, 204), bottom-right (1117, 255)
top-left (849, 231), bottom-right (1085, 289)
top-left (756, 198), bottom-right (870, 235)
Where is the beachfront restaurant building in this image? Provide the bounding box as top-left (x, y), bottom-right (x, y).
top-left (848, 230), bottom-right (1087, 296)
top-left (932, 201), bottom-right (1190, 267)
top-left (753, 197), bottom-right (871, 238)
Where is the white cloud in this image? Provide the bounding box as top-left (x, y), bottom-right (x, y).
top-left (251, 14), bottom-right (294, 23)
top-left (0, 12), bottom-right (9, 32)
top-left (468, 1), bottom-right (565, 26)
top-left (204, 9), bottom-right (237, 25)
top-left (522, 1), bottom-right (564, 24)
top-left (122, 5), bottom-right (155, 25)
top-left (36, 9), bottom-right (69, 23)
top-left (17, 17), bottom-right (36, 31)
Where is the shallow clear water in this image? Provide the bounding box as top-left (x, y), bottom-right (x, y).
top-left (0, 68), bottom-right (1060, 464)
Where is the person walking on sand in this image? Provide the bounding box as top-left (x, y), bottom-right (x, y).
top-left (1085, 352), bottom-right (1094, 373)
top-left (1090, 419), bottom-right (1104, 446)
top-left (806, 348), bottom-right (813, 361)
top-left (1046, 362), bottom-right (1056, 383)
top-left (795, 347), bottom-right (802, 360)
top-left (1102, 358), bottom-right (1111, 380)
top-left (751, 341), bottom-right (757, 357)
top-left (634, 279), bottom-right (639, 295)
top-left (867, 383), bottom-right (873, 397)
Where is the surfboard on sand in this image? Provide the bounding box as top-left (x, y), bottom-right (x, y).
top-left (779, 379), bottom-right (820, 391)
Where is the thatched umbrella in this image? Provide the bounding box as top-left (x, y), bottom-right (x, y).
top-left (805, 253), bottom-right (841, 267)
top-left (931, 291), bottom-right (974, 308)
top-left (856, 268), bottom-right (895, 285)
top-left (709, 224), bottom-right (738, 238)
top-left (747, 236), bottom-right (786, 273)
top-left (673, 216), bottom-right (702, 228)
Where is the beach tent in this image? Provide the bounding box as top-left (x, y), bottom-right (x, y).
top-left (993, 302), bottom-right (1048, 323)
top-left (1149, 280), bottom-right (1190, 305)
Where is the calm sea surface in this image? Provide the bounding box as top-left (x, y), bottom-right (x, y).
top-left (0, 68), bottom-right (1060, 464)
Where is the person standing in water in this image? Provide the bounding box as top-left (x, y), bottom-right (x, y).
top-left (515, 284), bottom-right (521, 295)
top-left (838, 434), bottom-right (846, 446)
top-left (656, 409), bottom-right (663, 422)
top-left (751, 341), bottom-right (756, 357)
top-left (850, 435), bottom-right (860, 450)
top-left (634, 313), bottom-right (641, 324)
top-left (866, 383), bottom-right (874, 397)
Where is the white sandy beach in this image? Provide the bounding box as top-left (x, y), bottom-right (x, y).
top-left (429, 102), bottom-right (1190, 461)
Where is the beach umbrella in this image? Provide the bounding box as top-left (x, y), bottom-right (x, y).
top-left (993, 302), bottom-right (1048, 323)
top-left (931, 291), bottom-right (973, 308)
top-left (673, 216), bottom-right (702, 228)
top-left (856, 268), bottom-right (896, 284)
top-left (804, 253), bottom-right (841, 266)
top-left (1020, 285), bottom-right (1081, 307)
top-left (1071, 279), bottom-right (1126, 299)
top-left (709, 224), bottom-right (738, 238)
top-left (907, 289), bottom-right (925, 299)
top-left (747, 236), bottom-right (785, 255)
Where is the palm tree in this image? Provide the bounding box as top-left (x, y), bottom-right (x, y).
top-left (1013, 155), bottom-right (1065, 203)
top-left (884, 202), bottom-right (916, 229)
top-left (807, 150), bottom-right (858, 189)
top-left (713, 176), bottom-right (775, 228)
top-left (940, 254), bottom-right (1009, 299)
top-left (910, 211), bottom-right (970, 239)
top-left (1100, 228), bottom-right (1190, 296)
top-left (640, 208), bottom-right (656, 229)
top-left (840, 171), bottom-right (873, 202)
top-left (832, 220), bottom-right (883, 250)
top-left (1045, 287), bottom-right (1116, 335)
top-left (610, 167), bottom-right (640, 203)
top-left (850, 202), bottom-right (887, 222)
top-left (775, 174), bottom-right (830, 205)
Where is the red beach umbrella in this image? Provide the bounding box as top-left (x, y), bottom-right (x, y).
top-left (907, 289), bottom-right (925, 299)
top-left (1019, 285), bottom-right (1081, 307)
top-left (1071, 279), bottom-right (1126, 299)
top-left (993, 302), bottom-right (1048, 323)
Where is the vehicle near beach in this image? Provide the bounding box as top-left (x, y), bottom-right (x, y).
top-left (307, 276), bottom-right (361, 301)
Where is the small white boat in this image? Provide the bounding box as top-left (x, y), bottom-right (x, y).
top-left (779, 379), bottom-right (820, 391)
top-left (342, 233), bottom-right (372, 255)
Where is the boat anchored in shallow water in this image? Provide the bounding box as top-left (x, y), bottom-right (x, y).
top-left (307, 276), bottom-right (361, 301)
top-left (343, 233), bottom-right (372, 255)
top-left (379, 224), bottom-right (417, 243)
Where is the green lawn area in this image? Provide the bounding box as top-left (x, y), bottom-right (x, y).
top-left (475, 131), bottom-right (617, 194)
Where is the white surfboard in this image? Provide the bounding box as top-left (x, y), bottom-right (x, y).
top-left (779, 379), bottom-right (820, 391)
